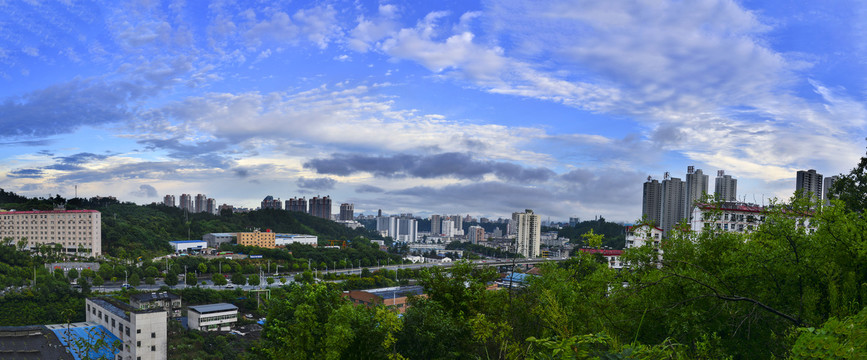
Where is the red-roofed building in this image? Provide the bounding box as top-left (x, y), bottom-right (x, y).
top-left (579, 248), bottom-right (624, 269)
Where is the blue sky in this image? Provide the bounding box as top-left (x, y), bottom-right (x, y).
top-left (1, 0), bottom-right (865, 222)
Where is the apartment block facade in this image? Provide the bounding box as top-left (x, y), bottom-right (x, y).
top-left (0, 210), bottom-right (102, 256)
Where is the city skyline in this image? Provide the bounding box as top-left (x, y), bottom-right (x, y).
top-left (1, 1), bottom-right (865, 222)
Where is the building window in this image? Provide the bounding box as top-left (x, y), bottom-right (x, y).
top-left (137, 341), bottom-right (141, 347)
top-left (137, 329), bottom-right (141, 334)
top-left (151, 332), bottom-right (155, 338)
top-left (151, 346), bottom-right (156, 351)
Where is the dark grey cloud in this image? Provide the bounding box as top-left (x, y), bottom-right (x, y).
top-left (297, 177), bottom-right (337, 190)
top-left (20, 184), bottom-right (42, 191)
top-left (560, 168), bottom-right (645, 205)
top-left (389, 181), bottom-right (566, 216)
top-left (0, 140), bottom-right (54, 147)
top-left (138, 138), bottom-right (234, 169)
top-left (304, 152), bottom-right (555, 182)
top-left (130, 184), bottom-right (158, 198)
top-left (7, 169), bottom-right (44, 178)
top-left (44, 152), bottom-right (111, 171)
top-left (0, 79), bottom-right (132, 138)
top-left (55, 162), bottom-right (178, 183)
top-left (37, 150), bottom-right (55, 156)
top-left (356, 184), bottom-right (384, 193)
top-left (233, 168), bottom-right (250, 178)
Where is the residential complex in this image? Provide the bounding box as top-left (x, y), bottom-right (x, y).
top-left (689, 202), bottom-right (766, 233)
top-left (468, 225), bottom-right (485, 244)
top-left (643, 166), bottom-right (736, 236)
top-left (684, 166), bottom-right (709, 218)
top-left (308, 196), bottom-right (332, 219)
top-left (0, 209), bottom-right (102, 256)
top-left (339, 203), bottom-right (354, 220)
top-left (796, 169), bottom-right (823, 200)
top-left (714, 170), bottom-right (738, 201)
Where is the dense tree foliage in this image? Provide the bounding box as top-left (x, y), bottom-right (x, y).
top-left (553, 217), bottom-right (626, 249)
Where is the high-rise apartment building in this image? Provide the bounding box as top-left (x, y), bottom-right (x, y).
top-left (179, 194), bottom-right (192, 212)
top-left (684, 166), bottom-right (709, 218)
top-left (206, 198), bottom-right (217, 215)
top-left (261, 196), bottom-right (282, 210)
top-left (309, 196), bottom-right (332, 219)
top-left (339, 203), bottom-right (354, 221)
top-left (514, 209), bottom-right (541, 258)
top-left (397, 216), bottom-right (418, 242)
top-left (714, 170), bottom-right (738, 202)
top-left (430, 215), bottom-right (442, 235)
top-left (824, 175), bottom-right (839, 205)
top-left (660, 173), bottom-right (684, 234)
top-left (450, 215), bottom-right (463, 234)
top-left (194, 194), bottom-right (208, 213)
top-left (163, 195), bottom-right (175, 207)
top-left (642, 177), bottom-right (662, 227)
top-left (468, 225), bottom-right (485, 244)
top-left (0, 210), bottom-right (102, 256)
top-left (286, 197), bottom-right (307, 212)
top-left (441, 219), bottom-right (455, 237)
top-left (796, 169), bottom-right (823, 200)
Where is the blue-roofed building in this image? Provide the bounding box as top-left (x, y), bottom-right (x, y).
top-left (46, 322), bottom-right (120, 360)
top-left (498, 272), bottom-right (536, 288)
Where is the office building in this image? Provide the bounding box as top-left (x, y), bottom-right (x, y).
top-left (660, 173), bottom-right (684, 234)
top-left (187, 303), bottom-right (238, 332)
top-left (514, 209), bottom-right (541, 258)
top-left (286, 197), bottom-right (308, 212)
top-left (796, 169), bottom-right (823, 200)
top-left (684, 166), bottom-right (709, 219)
top-left (468, 225), bottom-right (485, 244)
top-left (86, 297), bottom-right (167, 360)
top-left (163, 195), bottom-right (175, 207)
top-left (339, 203), bottom-right (354, 221)
top-left (430, 215), bottom-right (442, 235)
top-left (237, 230), bottom-right (276, 248)
top-left (168, 240), bottom-right (207, 253)
top-left (642, 177), bottom-right (662, 227)
top-left (179, 194), bottom-right (192, 212)
top-left (275, 234), bottom-right (318, 247)
top-left (0, 210), bottom-right (102, 256)
top-left (824, 175), bottom-right (839, 205)
top-left (309, 196), bottom-right (332, 219)
top-left (714, 170), bottom-right (738, 202)
top-left (261, 196), bottom-right (282, 210)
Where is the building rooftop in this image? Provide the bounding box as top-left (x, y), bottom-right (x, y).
top-left (579, 248), bottom-right (623, 256)
top-left (188, 303), bottom-right (238, 314)
top-left (0, 325), bottom-right (73, 360)
top-left (46, 322), bottom-right (120, 360)
top-left (365, 286), bottom-right (425, 300)
top-left (130, 292), bottom-right (181, 303)
top-left (89, 297), bottom-right (165, 320)
top-left (169, 240), bottom-right (207, 244)
top-left (207, 233), bottom-right (236, 237)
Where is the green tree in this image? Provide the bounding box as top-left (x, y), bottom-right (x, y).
top-left (267, 277), bottom-right (275, 285)
top-left (128, 273), bottom-right (140, 287)
top-left (185, 272), bottom-right (197, 286)
top-left (144, 266), bottom-right (159, 278)
top-left (249, 274), bottom-right (260, 286)
top-left (231, 273), bottom-right (246, 286)
top-left (144, 276), bottom-right (155, 285)
top-left (197, 262), bottom-right (208, 274)
top-left (165, 272), bottom-right (178, 286)
top-left (92, 275), bottom-right (104, 289)
top-left (67, 268), bottom-right (79, 283)
top-left (212, 273), bottom-right (228, 286)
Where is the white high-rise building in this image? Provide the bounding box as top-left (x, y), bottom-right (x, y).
top-left (397, 216), bottom-right (418, 242)
top-left (684, 166), bottom-right (709, 219)
top-left (468, 225), bottom-right (485, 244)
top-left (514, 209), bottom-right (541, 258)
top-left (714, 170), bottom-right (738, 202)
top-left (441, 219), bottom-right (455, 237)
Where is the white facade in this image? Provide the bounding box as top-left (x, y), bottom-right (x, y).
top-left (168, 240), bottom-right (207, 252)
top-left (514, 210), bottom-right (541, 258)
top-left (188, 303), bottom-right (238, 332)
top-left (275, 234), bottom-right (318, 246)
top-left (0, 210), bottom-right (102, 256)
top-left (203, 233), bottom-right (236, 248)
top-left (689, 202), bottom-right (765, 233)
top-left (86, 298), bottom-right (167, 360)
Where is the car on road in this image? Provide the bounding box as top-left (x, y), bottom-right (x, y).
top-left (122, 283), bottom-right (133, 289)
top-left (225, 284), bottom-right (234, 289)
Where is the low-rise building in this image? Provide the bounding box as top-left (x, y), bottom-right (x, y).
top-left (237, 230), bottom-right (276, 248)
top-left (343, 286), bottom-right (425, 314)
top-left (275, 234), bottom-right (318, 247)
top-left (188, 303), bottom-right (238, 332)
top-left (169, 240), bottom-right (207, 253)
top-left (203, 233), bottom-right (236, 248)
top-left (86, 297), bottom-right (167, 360)
top-left (579, 248), bottom-right (624, 269)
top-left (130, 292), bottom-right (182, 318)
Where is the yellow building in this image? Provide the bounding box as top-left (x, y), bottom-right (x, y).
top-left (236, 231), bottom-right (276, 248)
